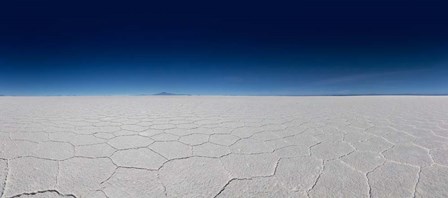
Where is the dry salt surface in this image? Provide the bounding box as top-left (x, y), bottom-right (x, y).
top-left (0, 96), bottom-right (448, 198)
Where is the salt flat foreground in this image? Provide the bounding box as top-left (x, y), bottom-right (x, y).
top-left (0, 96), bottom-right (447, 198)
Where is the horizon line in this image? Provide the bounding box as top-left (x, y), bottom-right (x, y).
top-left (1, 94), bottom-right (448, 97)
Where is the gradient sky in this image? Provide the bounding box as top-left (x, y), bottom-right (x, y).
top-left (1, 0), bottom-right (447, 95)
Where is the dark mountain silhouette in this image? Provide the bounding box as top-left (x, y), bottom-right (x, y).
top-left (153, 92), bottom-right (190, 96)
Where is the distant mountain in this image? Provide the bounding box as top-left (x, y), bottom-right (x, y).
top-left (153, 92), bottom-right (190, 96)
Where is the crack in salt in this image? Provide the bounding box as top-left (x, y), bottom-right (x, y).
top-left (306, 159), bottom-right (324, 198)
top-left (8, 189), bottom-right (77, 198)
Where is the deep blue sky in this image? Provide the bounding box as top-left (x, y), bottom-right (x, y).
top-left (1, 0), bottom-right (447, 95)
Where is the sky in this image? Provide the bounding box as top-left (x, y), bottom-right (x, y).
top-left (0, 0), bottom-right (447, 96)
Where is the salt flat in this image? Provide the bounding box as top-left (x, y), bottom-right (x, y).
top-left (0, 96), bottom-right (447, 198)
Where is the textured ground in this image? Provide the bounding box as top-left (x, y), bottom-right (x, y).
top-left (0, 96), bottom-right (448, 198)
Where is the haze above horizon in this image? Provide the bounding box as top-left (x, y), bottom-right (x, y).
top-left (1, 0), bottom-right (447, 96)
